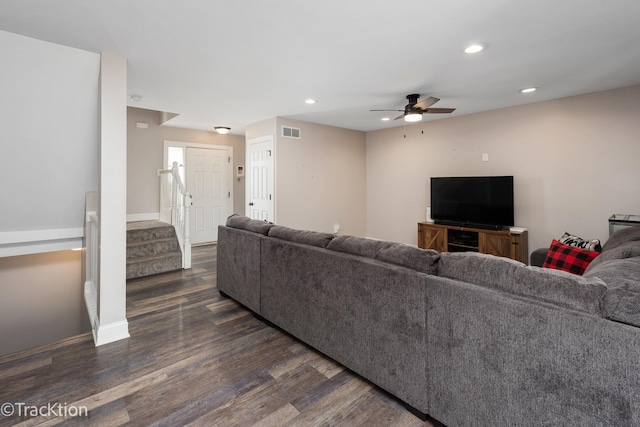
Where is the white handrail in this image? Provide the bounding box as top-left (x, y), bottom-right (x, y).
top-left (158, 162), bottom-right (191, 269)
top-left (83, 191), bottom-right (99, 340)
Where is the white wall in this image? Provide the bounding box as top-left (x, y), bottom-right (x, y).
top-left (366, 85), bottom-right (640, 254)
top-left (0, 30), bottom-right (98, 355)
top-left (0, 30), bottom-right (99, 233)
top-left (274, 118), bottom-right (367, 236)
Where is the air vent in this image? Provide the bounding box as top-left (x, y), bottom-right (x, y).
top-left (282, 126), bottom-right (301, 139)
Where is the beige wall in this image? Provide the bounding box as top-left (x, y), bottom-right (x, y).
top-left (127, 107), bottom-right (246, 217)
top-left (245, 117), bottom-right (277, 142)
top-left (245, 117), bottom-right (367, 235)
top-left (0, 250), bottom-right (90, 356)
top-left (274, 118), bottom-right (367, 236)
top-left (366, 85), bottom-right (640, 254)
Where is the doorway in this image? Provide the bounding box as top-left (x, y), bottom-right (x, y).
top-left (246, 136), bottom-right (275, 222)
top-left (164, 142), bottom-right (233, 244)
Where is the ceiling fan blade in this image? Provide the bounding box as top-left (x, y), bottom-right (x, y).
top-left (414, 96), bottom-right (440, 110)
top-left (393, 113), bottom-right (405, 120)
top-left (370, 109), bottom-right (404, 112)
top-left (424, 108), bottom-right (456, 114)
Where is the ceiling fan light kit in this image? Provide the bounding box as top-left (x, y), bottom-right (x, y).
top-left (404, 113), bottom-right (423, 122)
top-left (464, 44), bottom-right (485, 54)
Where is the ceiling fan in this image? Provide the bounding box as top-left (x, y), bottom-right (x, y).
top-left (371, 94), bottom-right (455, 122)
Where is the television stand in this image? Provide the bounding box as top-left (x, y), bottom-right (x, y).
top-left (418, 222), bottom-right (528, 263)
top-left (434, 220), bottom-right (502, 231)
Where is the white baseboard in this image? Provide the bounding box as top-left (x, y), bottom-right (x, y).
top-left (0, 227), bottom-right (84, 258)
top-left (93, 319), bottom-right (130, 347)
top-left (127, 212), bottom-right (160, 222)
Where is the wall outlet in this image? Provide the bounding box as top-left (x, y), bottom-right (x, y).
top-left (482, 153), bottom-right (489, 162)
top-left (333, 224), bottom-right (340, 234)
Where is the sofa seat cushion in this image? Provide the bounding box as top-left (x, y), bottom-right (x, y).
top-left (226, 214), bottom-right (273, 235)
top-left (268, 225), bottom-right (336, 248)
top-left (439, 251), bottom-right (607, 315)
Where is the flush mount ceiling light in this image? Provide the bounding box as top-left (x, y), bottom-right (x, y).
top-left (520, 87), bottom-right (538, 93)
top-left (214, 127), bottom-right (231, 134)
top-left (304, 98), bottom-right (317, 104)
top-left (464, 44), bottom-right (485, 54)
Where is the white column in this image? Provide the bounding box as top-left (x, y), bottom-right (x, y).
top-left (96, 53), bottom-right (129, 345)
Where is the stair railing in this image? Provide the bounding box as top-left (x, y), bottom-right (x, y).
top-left (158, 162), bottom-right (192, 269)
top-left (83, 191), bottom-right (99, 340)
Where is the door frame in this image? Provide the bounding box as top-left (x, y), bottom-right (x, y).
top-left (246, 135), bottom-right (275, 222)
top-left (163, 140), bottom-right (234, 237)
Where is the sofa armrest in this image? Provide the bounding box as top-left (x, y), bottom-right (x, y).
top-left (530, 247), bottom-right (548, 267)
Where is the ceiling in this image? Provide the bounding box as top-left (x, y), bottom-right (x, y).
top-left (2, 1), bottom-right (640, 135)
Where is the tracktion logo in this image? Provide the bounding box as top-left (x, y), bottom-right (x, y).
top-left (1, 402), bottom-right (88, 418)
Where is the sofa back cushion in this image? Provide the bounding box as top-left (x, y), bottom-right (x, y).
top-left (225, 214), bottom-right (274, 235)
top-left (439, 252), bottom-right (607, 315)
top-left (601, 226), bottom-right (640, 252)
top-left (326, 235), bottom-right (439, 274)
top-left (376, 243), bottom-right (440, 275)
top-left (268, 225), bottom-right (336, 248)
top-left (583, 232), bottom-right (640, 327)
top-left (327, 235), bottom-right (395, 259)
top-left (585, 241), bottom-right (640, 272)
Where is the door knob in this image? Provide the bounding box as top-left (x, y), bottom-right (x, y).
top-left (249, 202), bottom-right (254, 206)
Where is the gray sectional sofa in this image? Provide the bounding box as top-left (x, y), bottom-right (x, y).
top-left (217, 215), bottom-right (640, 427)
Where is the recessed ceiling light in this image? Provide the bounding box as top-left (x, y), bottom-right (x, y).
top-left (464, 44), bottom-right (485, 54)
top-left (381, 117), bottom-right (390, 121)
top-left (304, 99), bottom-right (316, 104)
top-left (520, 87), bottom-right (537, 93)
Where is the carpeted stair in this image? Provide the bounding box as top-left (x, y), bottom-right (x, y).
top-left (126, 221), bottom-right (182, 279)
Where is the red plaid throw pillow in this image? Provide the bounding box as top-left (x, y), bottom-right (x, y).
top-left (542, 239), bottom-right (600, 275)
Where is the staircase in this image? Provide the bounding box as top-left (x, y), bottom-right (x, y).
top-left (126, 221), bottom-right (182, 279)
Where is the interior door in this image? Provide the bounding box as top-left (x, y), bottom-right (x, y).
top-left (186, 147), bottom-right (231, 244)
top-left (247, 136), bottom-right (274, 221)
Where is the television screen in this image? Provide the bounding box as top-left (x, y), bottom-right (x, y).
top-left (430, 176), bottom-right (514, 229)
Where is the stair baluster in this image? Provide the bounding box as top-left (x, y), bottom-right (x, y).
top-left (158, 162), bottom-right (191, 269)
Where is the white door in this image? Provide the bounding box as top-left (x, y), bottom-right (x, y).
top-left (247, 136), bottom-right (274, 221)
top-left (186, 147), bottom-right (232, 244)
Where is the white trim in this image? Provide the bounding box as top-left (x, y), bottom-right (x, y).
top-left (0, 227), bottom-right (84, 257)
top-left (163, 140), bottom-right (234, 168)
top-left (93, 319), bottom-right (130, 347)
top-left (127, 212), bottom-right (160, 222)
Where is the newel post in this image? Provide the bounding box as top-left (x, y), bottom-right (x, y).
top-left (183, 193), bottom-right (192, 269)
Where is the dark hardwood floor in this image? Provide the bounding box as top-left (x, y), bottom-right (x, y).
top-left (0, 245), bottom-right (430, 426)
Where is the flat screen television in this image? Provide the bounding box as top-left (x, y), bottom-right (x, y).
top-left (430, 176), bottom-right (514, 230)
